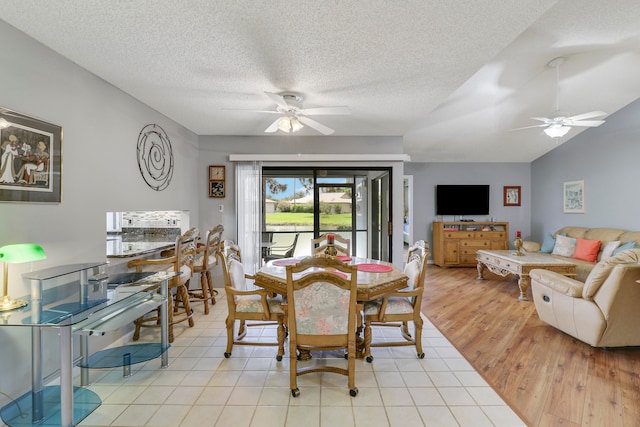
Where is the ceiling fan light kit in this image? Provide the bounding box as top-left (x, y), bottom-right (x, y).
top-left (543, 125), bottom-right (571, 138)
top-left (236, 91), bottom-right (350, 135)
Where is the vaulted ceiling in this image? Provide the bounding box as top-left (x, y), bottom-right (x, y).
top-left (2, 1), bottom-right (640, 162)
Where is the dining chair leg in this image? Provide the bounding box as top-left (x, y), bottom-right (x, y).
top-left (276, 318), bottom-right (286, 362)
top-left (363, 320), bottom-right (373, 363)
top-left (414, 317), bottom-right (425, 358)
top-left (224, 317), bottom-right (235, 358)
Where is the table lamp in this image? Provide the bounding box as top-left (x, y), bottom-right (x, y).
top-left (0, 243), bottom-right (46, 311)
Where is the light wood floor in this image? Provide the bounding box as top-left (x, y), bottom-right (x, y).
top-left (420, 265), bottom-right (640, 427)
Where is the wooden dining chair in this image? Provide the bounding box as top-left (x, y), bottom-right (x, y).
top-left (362, 240), bottom-right (429, 362)
top-left (220, 242), bottom-right (286, 360)
top-left (285, 255), bottom-right (359, 397)
top-left (191, 224), bottom-right (223, 314)
top-left (310, 233), bottom-right (350, 256)
top-left (128, 232), bottom-right (197, 342)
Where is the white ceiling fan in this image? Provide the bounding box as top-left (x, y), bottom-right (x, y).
top-left (229, 92), bottom-right (350, 135)
top-left (513, 57), bottom-right (606, 139)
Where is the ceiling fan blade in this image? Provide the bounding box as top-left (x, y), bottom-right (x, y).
top-left (264, 117), bottom-right (281, 133)
top-left (264, 91), bottom-right (291, 110)
top-left (508, 124), bottom-right (549, 131)
top-left (565, 120), bottom-right (606, 127)
top-left (298, 116), bottom-right (335, 135)
top-left (530, 117), bottom-right (553, 123)
top-left (300, 106), bottom-right (351, 116)
top-left (223, 108), bottom-right (280, 114)
top-left (565, 111), bottom-right (607, 121)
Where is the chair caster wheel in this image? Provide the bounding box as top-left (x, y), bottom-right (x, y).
top-left (417, 353), bottom-right (425, 359)
top-left (276, 355), bottom-right (283, 361)
top-left (291, 388), bottom-right (300, 397)
top-left (349, 387), bottom-right (358, 397)
top-left (224, 352), bottom-right (231, 358)
top-left (366, 356), bottom-right (373, 363)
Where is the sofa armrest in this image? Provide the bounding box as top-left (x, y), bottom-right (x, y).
top-left (530, 269), bottom-right (583, 297)
top-left (523, 240), bottom-right (541, 252)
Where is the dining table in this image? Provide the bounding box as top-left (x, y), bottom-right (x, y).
top-left (254, 255), bottom-right (409, 358)
top-left (255, 255), bottom-right (408, 301)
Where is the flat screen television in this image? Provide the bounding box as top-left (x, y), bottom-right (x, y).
top-left (436, 185), bottom-right (490, 215)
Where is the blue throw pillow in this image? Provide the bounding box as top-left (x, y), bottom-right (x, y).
top-left (612, 241), bottom-right (638, 256)
top-left (540, 233), bottom-right (556, 253)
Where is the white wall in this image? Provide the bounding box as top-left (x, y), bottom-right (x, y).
top-left (403, 162), bottom-right (532, 256)
top-left (198, 135), bottom-right (407, 265)
top-left (0, 21), bottom-right (200, 401)
top-left (531, 97), bottom-right (640, 237)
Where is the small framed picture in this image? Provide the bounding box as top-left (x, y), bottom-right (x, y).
top-left (209, 165), bottom-right (225, 181)
top-left (503, 186), bottom-right (521, 206)
top-left (209, 180), bottom-right (225, 198)
top-left (563, 180), bottom-right (584, 213)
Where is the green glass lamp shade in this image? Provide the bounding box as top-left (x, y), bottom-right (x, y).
top-left (0, 243), bottom-right (46, 263)
top-left (1, 243), bottom-right (46, 311)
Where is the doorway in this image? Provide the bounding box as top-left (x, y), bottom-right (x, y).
top-left (262, 167), bottom-right (393, 261)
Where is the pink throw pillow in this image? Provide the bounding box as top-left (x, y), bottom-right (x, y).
top-left (573, 237), bottom-right (601, 262)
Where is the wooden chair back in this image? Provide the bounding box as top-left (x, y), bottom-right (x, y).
top-left (285, 255), bottom-right (359, 397)
top-left (311, 233), bottom-right (351, 256)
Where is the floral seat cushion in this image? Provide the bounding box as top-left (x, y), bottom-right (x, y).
top-left (363, 297), bottom-right (413, 315)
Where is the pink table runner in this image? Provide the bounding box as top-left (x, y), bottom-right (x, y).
top-left (271, 258), bottom-right (300, 266)
top-left (357, 263), bottom-right (393, 273)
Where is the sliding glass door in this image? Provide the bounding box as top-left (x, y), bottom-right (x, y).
top-left (262, 167), bottom-right (391, 261)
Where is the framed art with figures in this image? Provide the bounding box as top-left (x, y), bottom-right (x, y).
top-left (503, 186), bottom-right (521, 206)
top-left (0, 107), bottom-right (62, 203)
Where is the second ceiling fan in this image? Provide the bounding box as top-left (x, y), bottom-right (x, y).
top-left (257, 92), bottom-right (350, 135)
top-left (515, 57), bottom-right (606, 139)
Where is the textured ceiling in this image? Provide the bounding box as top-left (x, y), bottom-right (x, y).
top-left (1, 0), bottom-right (640, 162)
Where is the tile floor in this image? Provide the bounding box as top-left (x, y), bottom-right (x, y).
top-left (65, 291), bottom-right (523, 426)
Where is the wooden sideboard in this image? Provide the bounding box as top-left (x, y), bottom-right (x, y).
top-left (432, 221), bottom-right (509, 267)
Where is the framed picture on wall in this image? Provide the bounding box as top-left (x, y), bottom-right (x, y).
top-left (208, 165), bottom-right (225, 198)
top-left (0, 107), bottom-right (62, 203)
top-left (563, 180), bottom-right (585, 213)
top-left (503, 186), bottom-right (521, 206)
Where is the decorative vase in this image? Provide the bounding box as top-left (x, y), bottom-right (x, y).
top-left (513, 236), bottom-right (524, 256)
top-left (324, 243), bottom-right (337, 256)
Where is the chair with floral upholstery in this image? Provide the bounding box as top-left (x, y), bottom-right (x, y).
top-left (221, 242), bottom-right (286, 360)
top-left (190, 224), bottom-right (223, 314)
top-left (128, 232), bottom-right (197, 342)
top-left (285, 255), bottom-right (359, 397)
top-left (362, 240), bottom-right (429, 362)
top-left (310, 233), bottom-right (350, 256)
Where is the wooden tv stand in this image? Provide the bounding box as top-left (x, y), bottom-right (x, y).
top-left (432, 221), bottom-right (509, 267)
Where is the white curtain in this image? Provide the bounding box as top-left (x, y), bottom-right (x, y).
top-left (235, 161), bottom-right (262, 278)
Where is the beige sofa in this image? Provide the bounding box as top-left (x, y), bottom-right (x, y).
top-left (525, 226), bottom-right (640, 282)
top-left (530, 249), bottom-right (640, 347)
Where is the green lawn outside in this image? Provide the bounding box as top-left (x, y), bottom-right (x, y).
top-left (266, 212), bottom-right (352, 228)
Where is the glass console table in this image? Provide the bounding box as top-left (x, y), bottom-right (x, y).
top-left (0, 263), bottom-right (174, 427)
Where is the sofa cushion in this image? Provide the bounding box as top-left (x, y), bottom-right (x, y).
top-left (552, 235), bottom-right (577, 257)
top-left (540, 233), bottom-right (556, 253)
top-left (612, 241), bottom-right (638, 256)
top-left (583, 228), bottom-right (625, 243)
top-left (573, 238), bottom-right (601, 262)
top-left (601, 241), bottom-right (621, 260)
top-left (617, 231), bottom-right (640, 249)
top-left (582, 249), bottom-right (640, 299)
top-left (555, 227), bottom-right (588, 239)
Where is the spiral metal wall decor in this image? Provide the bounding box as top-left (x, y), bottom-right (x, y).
top-left (136, 124), bottom-right (174, 191)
